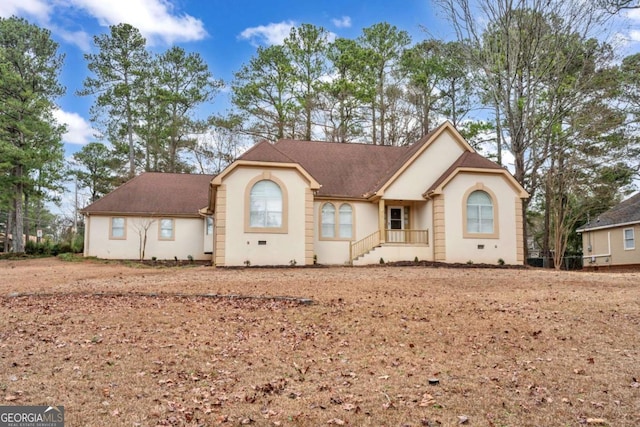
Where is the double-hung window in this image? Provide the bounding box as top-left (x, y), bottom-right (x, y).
top-left (110, 217), bottom-right (126, 239)
top-left (624, 228), bottom-right (635, 250)
top-left (159, 218), bottom-right (174, 240)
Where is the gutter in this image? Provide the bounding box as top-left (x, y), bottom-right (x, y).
top-left (577, 219), bottom-right (640, 233)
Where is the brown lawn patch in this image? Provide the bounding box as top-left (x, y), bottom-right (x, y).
top-left (0, 258), bottom-right (639, 426)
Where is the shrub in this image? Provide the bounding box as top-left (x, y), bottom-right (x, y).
top-left (498, 258), bottom-right (505, 266)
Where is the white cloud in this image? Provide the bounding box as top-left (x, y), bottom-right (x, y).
top-left (53, 109), bottom-right (95, 145)
top-left (55, 28), bottom-right (92, 52)
top-left (2, 0), bottom-right (206, 48)
top-left (0, 0), bottom-right (50, 21)
top-left (238, 20), bottom-right (296, 46)
top-left (629, 29), bottom-right (640, 43)
top-left (67, 0), bottom-right (207, 45)
top-left (331, 16), bottom-right (351, 29)
top-left (627, 8), bottom-right (640, 21)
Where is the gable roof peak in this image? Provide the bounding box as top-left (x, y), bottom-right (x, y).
top-left (239, 139), bottom-right (296, 163)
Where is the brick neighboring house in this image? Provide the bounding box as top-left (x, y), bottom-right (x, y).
top-left (577, 192), bottom-right (640, 270)
top-left (82, 122), bottom-right (529, 266)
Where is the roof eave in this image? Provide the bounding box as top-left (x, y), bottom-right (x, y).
top-left (212, 160), bottom-right (320, 190)
top-left (427, 167), bottom-right (529, 198)
top-left (577, 219), bottom-right (640, 233)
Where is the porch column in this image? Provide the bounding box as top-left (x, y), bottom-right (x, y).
top-left (378, 199), bottom-right (385, 244)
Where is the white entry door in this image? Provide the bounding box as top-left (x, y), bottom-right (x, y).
top-left (387, 206), bottom-right (405, 242)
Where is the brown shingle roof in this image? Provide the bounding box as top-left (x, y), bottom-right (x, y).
top-left (578, 192), bottom-right (640, 231)
top-left (234, 122), bottom-right (505, 199)
top-left (81, 172), bottom-right (215, 216)
top-left (240, 139), bottom-right (296, 163)
top-left (271, 139), bottom-right (407, 197)
top-left (426, 151), bottom-right (504, 194)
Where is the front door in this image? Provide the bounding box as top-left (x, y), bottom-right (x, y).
top-left (387, 206), bottom-right (405, 242)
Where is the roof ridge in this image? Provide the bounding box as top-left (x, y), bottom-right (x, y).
top-left (239, 139), bottom-right (297, 163)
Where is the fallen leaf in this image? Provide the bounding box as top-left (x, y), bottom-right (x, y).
top-left (327, 418), bottom-right (345, 425)
top-left (458, 415), bottom-right (469, 424)
top-left (586, 418), bottom-right (608, 425)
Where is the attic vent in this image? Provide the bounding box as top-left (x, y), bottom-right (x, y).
top-left (258, 240), bottom-right (267, 245)
top-left (477, 244), bottom-right (485, 250)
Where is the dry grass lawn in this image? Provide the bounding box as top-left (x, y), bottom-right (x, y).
top-left (0, 257), bottom-right (639, 427)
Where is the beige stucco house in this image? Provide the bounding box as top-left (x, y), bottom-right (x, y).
top-left (82, 173), bottom-right (215, 261)
top-left (577, 192), bottom-right (640, 270)
top-left (205, 122), bottom-right (528, 266)
top-left (81, 122), bottom-right (528, 265)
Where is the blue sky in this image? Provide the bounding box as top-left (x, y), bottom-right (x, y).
top-left (0, 0), bottom-right (452, 158)
top-left (2, 0), bottom-right (640, 159)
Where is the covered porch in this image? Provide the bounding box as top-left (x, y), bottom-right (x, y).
top-left (349, 199), bottom-right (431, 265)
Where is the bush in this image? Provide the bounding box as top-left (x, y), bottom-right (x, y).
top-left (55, 242), bottom-right (73, 255)
top-left (25, 240), bottom-right (54, 256)
top-left (25, 238), bottom-right (83, 257)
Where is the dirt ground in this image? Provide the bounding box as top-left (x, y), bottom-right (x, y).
top-left (0, 257), bottom-right (639, 426)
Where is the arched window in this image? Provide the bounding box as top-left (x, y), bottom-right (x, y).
top-left (339, 204), bottom-right (353, 238)
top-left (466, 190), bottom-right (493, 234)
top-left (321, 203), bottom-right (336, 238)
top-left (250, 180), bottom-right (282, 228)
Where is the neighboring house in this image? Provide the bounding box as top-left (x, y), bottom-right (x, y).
top-left (577, 192), bottom-right (640, 270)
top-left (81, 173), bottom-right (215, 261)
top-left (205, 121), bottom-right (529, 266)
top-left (81, 122), bottom-right (529, 265)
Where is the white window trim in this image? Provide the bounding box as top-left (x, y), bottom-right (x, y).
top-left (623, 227), bottom-right (635, 250)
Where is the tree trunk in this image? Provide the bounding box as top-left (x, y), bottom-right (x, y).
top-left (24, 192), bottom-right (30, 249)
top-left (4, 211), bottom-right (11, 252)
top-left (379, 78), bottom-right (385, 145)
top-left (494, 101), bottom-right (502, 165)
top-left (12, 166), bottom-right (25, 253)
top-left (371, 101), bottom-right (377, 145)
top-left (543, 179), bottom-right (551, 269)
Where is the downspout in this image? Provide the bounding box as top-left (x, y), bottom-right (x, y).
top-left (582, 231), bottom-right (611, 264)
